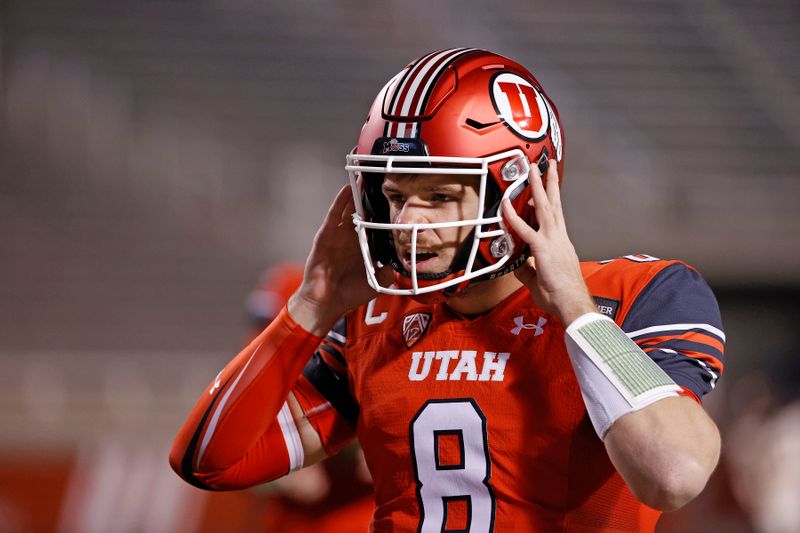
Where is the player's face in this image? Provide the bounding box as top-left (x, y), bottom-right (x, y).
top-left (381, 173), bottom-right (480, 274)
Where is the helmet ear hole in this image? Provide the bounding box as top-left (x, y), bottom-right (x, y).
top-left (362, 173), bottom-right (396, 265)
top-left (481, 177), bottom-right (503, 220)
top-left (362, 172), bottom-right (388, 221)
top-left (536, 147), bottom-right (549, 175)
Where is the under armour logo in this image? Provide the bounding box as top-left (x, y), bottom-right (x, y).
top-left (511, 315), bottom-right (547, 336)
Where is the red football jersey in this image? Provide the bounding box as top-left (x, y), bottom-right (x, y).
top-left (295, 256), bottom-right (724, 532)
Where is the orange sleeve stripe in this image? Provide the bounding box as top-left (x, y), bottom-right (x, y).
top-left (643, 346), bottom-right (724, 373)
top-left (318, 342), bottom-right (347, 373)
top-left (678, 387), bottom-right (701, 403)
top-left (293, 374), bottom-right (331, 412)
top-left (293, 376), bottom-right (356, 456)
top-left (635, 331), bottom-right (724, 354)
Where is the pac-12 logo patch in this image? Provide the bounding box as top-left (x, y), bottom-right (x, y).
top-left (403, 312), bottom-right (431, 348)
top-left (491, 72), bottom-right (550, 142)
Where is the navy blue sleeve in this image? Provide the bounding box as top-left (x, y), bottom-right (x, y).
top-left (622, 263), bottom-right (725, 400)
top-left (301, 316), bottom-right (360, 424)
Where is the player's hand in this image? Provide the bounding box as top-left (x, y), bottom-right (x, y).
top-left (501, 160), bottom-right (596, 326)
top-left (289, 184), bottom-right (393, 336)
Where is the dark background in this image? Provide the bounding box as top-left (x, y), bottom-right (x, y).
top-left (1, 1), bottom-right (798, 531)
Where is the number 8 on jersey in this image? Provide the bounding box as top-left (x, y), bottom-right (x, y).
top-left (410, 399), bottom-right (496, 533)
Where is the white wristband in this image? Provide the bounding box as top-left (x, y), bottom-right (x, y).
top-left (564, 312), bottom-right (681, 439)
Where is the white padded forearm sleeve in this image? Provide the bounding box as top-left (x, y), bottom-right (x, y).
top-left (565, 312), bottom-right (681, 439)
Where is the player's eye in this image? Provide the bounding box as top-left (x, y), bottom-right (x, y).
top-left (386, 193), bottom-right (406, 205)
top-left (431, 193), bottom-right (454, 202)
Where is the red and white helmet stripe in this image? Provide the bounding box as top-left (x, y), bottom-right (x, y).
top-left (384, 48), bottom-right (480, 138)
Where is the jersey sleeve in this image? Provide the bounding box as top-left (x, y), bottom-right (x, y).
top-left (169, 307), bottom-right (326, 490)
top-left (292, 316), bottom-right (360, 456)
top-left (621, 263), bottom-right (725, 401)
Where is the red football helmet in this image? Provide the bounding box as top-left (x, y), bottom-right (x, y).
top-left (346, 48), bottom-right (565, 302)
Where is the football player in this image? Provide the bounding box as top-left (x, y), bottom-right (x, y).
top-left (171, 49), bottom-right (724, 532)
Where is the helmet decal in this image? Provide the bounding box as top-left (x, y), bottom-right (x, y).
top-left (543, 97), bottom-right (563, 161)
top-left (383, 47), bottom-right (480, 138)
top-left (491, 72), bottom-right (550, 142)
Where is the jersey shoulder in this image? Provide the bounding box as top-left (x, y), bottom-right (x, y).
top-left (582, 255), bottom-right (725, 400)
top-left (580, 254), bottom-right (698, 324)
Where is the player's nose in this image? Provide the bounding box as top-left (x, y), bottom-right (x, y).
top-left (393, 202), bottom-right (431, 243)
top-left (394, 199), bottom-right (430, 226)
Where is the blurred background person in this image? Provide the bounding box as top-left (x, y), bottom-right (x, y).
top-left (244, 264), bottom-right (305, 345)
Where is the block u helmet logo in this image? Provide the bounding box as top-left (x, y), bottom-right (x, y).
top-left (491, 72), bottom-right (550, 141)
top-left (491, 72), bottom-right (563, 161)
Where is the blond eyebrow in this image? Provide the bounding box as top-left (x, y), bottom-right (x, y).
top-left (380, 183), bottom-right (404, 197)
top-left (381, 180), bottom-right (465, 195)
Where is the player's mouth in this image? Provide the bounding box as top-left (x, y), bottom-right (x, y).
top-left (400, 249), bottom-right (439, 272)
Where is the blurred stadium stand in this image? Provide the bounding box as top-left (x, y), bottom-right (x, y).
top-left (0, 0), bottom-right (798, 531)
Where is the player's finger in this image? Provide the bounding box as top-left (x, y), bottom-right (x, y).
top-left (544, 160), bottom-right (561, 209)
top-left (331, 184), bottom-right (352, 208)
top-left (528, 164), bottom-right (552, 224)
top-left (335, 185), bottom-right (356, 225)
top-left (543, 160), bottom-right (566, 226)
top-left (319, 186), bottom-right (353, 237)
top-left (502, 198), bottom-right (538, 244)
